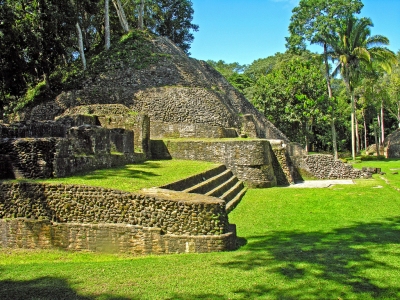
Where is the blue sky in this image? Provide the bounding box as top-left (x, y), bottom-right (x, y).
top-left (189, 0), bottom-right (400, 65)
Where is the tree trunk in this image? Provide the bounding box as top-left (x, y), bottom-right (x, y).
top-left (343, 71), bottom-right (356, 160)
top-left (398, 105), bottom-right (400, 128)
top-left (105, 0), bottom-right (110, 50)
top-left (323, 43), bottom-right (338, 159)
top-left (83, 12), bottom-right (90, 50)
top-left (138, 0), bottom-right (144, 30)
top-left (354, 96), bottom-right (360, 153)
top-left (377, 113), bottom-right (382, 146)
top-left (381, 101), bottom-right (385, 144)
top-left (351, 93), bottom-right (356, 160)
top-left (363, 109), bottom-right (367, 150)
top-left (112, 0), bottom-right (130, 32)
top-left (374, 120), bottom-right (380, 157)
top-left (305, 125), bottom-right (309, 154)
top-left (355, 117), bottom-right (360, 154)
top-left (76, 22), bottom-right (86, 70)
top-left (331, 118), bottom-right (338, 158)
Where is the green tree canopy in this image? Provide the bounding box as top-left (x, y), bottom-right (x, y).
top-left (286, 0), bottom-right (364, 52)
top-left (146, 0), bottom-right (198, 54)
top-left (327, 15), bottom-right (396, 158)
top-left (253, 55), bottom-right (327, 150)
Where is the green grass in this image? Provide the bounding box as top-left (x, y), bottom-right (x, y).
top-left (352, 158), bottom-right (400, 190)
top-left (29, 159), bottom-right (219, 192)
top-left (1, 159), bottom-right (400, 299)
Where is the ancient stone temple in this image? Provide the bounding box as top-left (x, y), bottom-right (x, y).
top-left (0, 33), bottom-right (370, 254)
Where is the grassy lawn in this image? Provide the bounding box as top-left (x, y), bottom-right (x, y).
top-left (1, 159), bottom-right (400, 299)
top-left (33, 159), bottom-right (220, 192)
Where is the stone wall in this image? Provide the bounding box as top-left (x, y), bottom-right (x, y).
top-left (384, 129), bottom-right (400, 158)
top-left (151, 121), bottom-right (238, 139)
top-left (0, 155), bottom-right (14, 178)
top-left (0, 219), bottom-right (236, 254)
top-left (387, 145), bottom-right (400, 159)
top-left (271, 147), bottom-right (295, 186)
top-left (301, 154), bottom-right (371, 179)
top-left (269, 140), bottom-right (303, 185)
top-left (0, 138), bottom-right (58, 179)
top-left (0, 105), bottom-right (150, 180)
top-left (240, 114), bottom-right (258, 138)
top-left (59, 105), bottom-right (150, 156)
top-left (0, 121), bottom-right (66, 138)
top-left (150, 139), bottom-right (277, 188)
top-left (0, 183), bottom-right (230, 236)
top-left (0, 122), bottom-right (140, 179)
top-left (0, 183), bottom-right (236, 253)
top-left (52, 149), bottom-right (142, 178)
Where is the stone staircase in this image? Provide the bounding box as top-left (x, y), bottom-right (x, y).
top-left (160, 165), bottom-right (247, 213)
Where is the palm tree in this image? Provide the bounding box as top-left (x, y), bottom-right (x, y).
top-left (327, 16), bottom-right (396, 160)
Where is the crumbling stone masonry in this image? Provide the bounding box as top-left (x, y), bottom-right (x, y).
top-left (269, 140), bottom-right (297, 186)
top-left (300, 154), bottom-right (371, 179)
top-left (384, 129), bottom-right (400, 158)
top-left (0, 220), bottom-right (236, 254)
top-left (0, 182), bottom-right (237, 254)
top-left (150, 139), bottom-right (277, 188)
top-left (0, 109), bottom-right (149, 179)
top-left (59, 105), bottom-right (151, 156)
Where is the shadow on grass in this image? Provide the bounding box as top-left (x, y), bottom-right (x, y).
top-left (0, 276), bottom-right (233, 300)
top-left (161, 293), bottom-right (228, 300)
top-left (222, 217), bottom-right (400, 299)
top-left (80, 168), bottom-right (160, 181)
top-left (0, 276), bottom-right (132, 300)
top-left (52, 161), bottom-right (164, 181)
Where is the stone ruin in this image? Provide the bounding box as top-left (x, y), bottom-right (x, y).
top-left (0, 35), bottom-right (372, 254)
top-left (361, 128), bottom-right (400, 159)
top-left (0, 105), bottom-right (150, 179)
top-left (384, 128), bottom-right (400, 158)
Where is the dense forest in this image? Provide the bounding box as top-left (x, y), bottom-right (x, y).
top-left (1, 0), bottom-right (399, 158)
top-left (210, 0), bottom-right (399, 159)
top-left (0, 0), bottom-right (198, 116)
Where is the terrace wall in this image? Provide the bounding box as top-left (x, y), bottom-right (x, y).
top-left (0, 219), bottom-right (236, 254)
top-left (0, 182), bottom-right (236, 254)
top-left (58, 105), bottom-right (151, 156)
top-left (150, 139), bottom-right (277, 188)
top-left (0, 117), bottom-right (145, 179)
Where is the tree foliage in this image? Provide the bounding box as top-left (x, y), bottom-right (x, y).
top-left (380, 52), bottom-right (400, 128)
top-left (286, 0), bottom-right (364, 158)
top-left (0, 0), bottom-right (199, 115)
top-left (253, 54), bottom-right (327, 149)
top-left (206, 60), bottom-right (252, 94)
top-left (286, 0), bottom-right (364, 52)
top-left (148, 0), bottom-right (198, 54)
top-left (287, 0), bottom-right (397, 158)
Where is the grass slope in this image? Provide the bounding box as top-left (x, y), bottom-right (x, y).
top-left (1, 159), bottom-right (400, 299)
top-left (34, 159), bottom-right (219, 192)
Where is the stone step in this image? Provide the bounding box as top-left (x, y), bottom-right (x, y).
top-left (226, 187), bottom-right (247, 214)
top-left (160, 164), bottom-right (227, 191)
top-left (205, 175), bottom-right (239, 198)
top-left (183, 169), bottom-right (233, 195)
top-left (220, 180), bottom-right (245, 203)
top-left (159, 163), bottom-right (247, 213)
